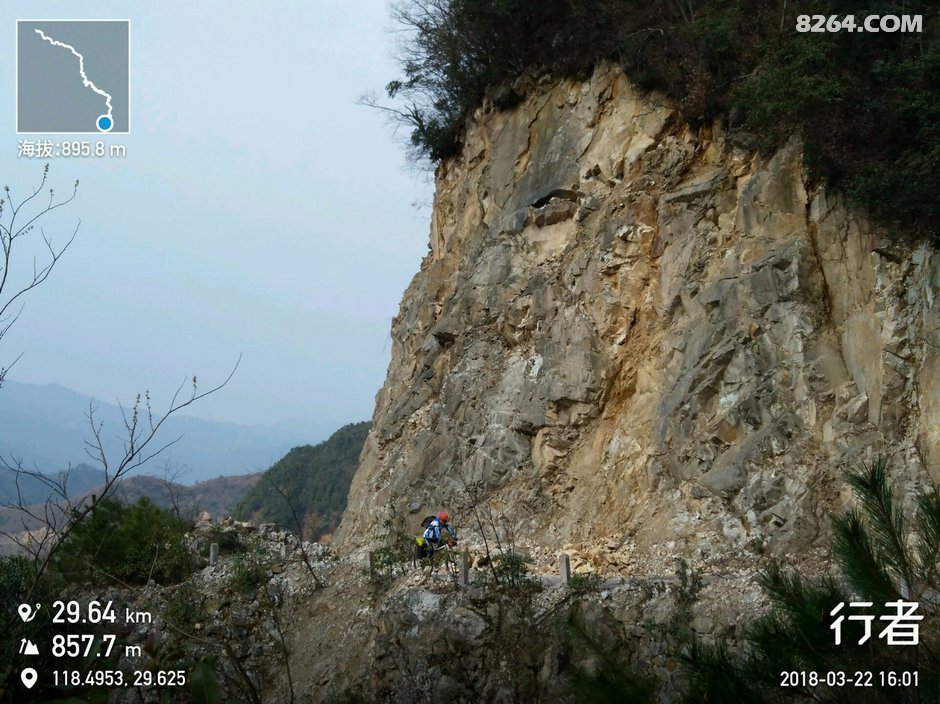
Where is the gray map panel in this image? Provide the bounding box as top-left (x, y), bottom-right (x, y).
top-left (17, 20), bottom-right (129, 134)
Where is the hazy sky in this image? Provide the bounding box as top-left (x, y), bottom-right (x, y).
top-left (0, 1), bottom-right (430, 430)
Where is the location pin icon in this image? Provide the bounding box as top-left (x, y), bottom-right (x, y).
top-left (17, 604), bottom-right (31, 622)
top-left (21, 667), bottom-right (37, 689)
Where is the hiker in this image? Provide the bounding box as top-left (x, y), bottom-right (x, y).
top-left (424, 511), bottom-right (457, 548)
top-left (414, 511), bottom-right (457, 564)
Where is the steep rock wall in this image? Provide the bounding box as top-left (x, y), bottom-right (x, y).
top-left (337, 64), bottom-right (940, 561)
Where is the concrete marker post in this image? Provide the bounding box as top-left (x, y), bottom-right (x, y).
top-left (460, 549), bottom-right (470, 587)
top-left (209, 543), bottom-right (219, 567)
top-left (559, 552), bottom-right (571, 585)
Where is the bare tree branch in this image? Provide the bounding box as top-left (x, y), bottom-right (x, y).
top-left (0, 167), bottom-right (78, 388)
top-left (158, 459), bottom-right (190, 523)
top-left (270, 481), bottom-right (323, 588)
top-left (2, 355), bottom-right (242, 602)
top-left (0, 167), bottom-right (79, 323)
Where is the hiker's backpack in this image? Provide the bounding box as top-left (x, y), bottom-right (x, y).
top-left (414, 535), bottom-right (431, 565)
top-left (414, 516), bottom-right (438, 566)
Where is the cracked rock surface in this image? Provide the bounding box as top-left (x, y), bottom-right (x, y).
top-left (338, 63), bottom-right (940, 562)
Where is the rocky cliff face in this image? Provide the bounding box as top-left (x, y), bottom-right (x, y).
top-left (337, 63), bottom-right (940, 564)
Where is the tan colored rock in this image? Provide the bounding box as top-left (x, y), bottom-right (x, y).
top-left (336, 63), bottom-right (938, 570)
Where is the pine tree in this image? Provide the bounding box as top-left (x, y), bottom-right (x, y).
top-left (683, 457), bottom-right (940, 703)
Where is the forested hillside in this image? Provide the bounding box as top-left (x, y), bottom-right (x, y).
top-left (239, 422), bottom-right (370, 539)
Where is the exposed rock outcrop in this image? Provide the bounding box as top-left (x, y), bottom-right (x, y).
top-left (338, 63), bottom-right (940, 562)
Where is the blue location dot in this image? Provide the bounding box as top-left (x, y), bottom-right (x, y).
top-left (96, 115), bottom-right (114, 133)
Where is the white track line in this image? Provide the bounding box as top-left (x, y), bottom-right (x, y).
top-left (34, 28), bottom-right (113, 119)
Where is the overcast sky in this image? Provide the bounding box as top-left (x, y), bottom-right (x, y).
top-left (0, 1), bottom-right (430, 431)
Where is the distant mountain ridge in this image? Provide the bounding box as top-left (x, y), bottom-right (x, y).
top-left (112, 472), bottom-right (262, 519)
top-left (0, 470), bottom-right (259, 552)
top-left (0, 462), bottom-right (105, 506)
top-left (0, 380), bottom-right (326, 483)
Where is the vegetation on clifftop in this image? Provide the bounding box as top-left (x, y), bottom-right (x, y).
top-left (384, 0), bottom-right (938, 235)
